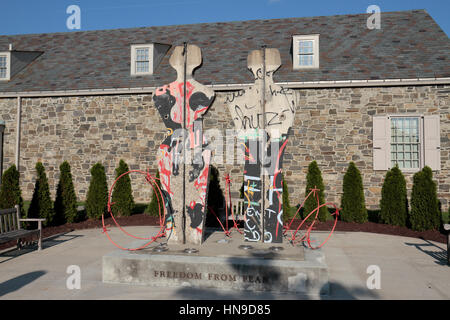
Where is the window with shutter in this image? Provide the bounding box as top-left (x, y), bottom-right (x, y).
top-left (373, 114), bottom-right (441, 172)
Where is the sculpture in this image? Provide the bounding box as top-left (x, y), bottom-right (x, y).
top-left (153, 44), bottom-right (215, 245)
top-left (226, 48), bottom-right (297, 243)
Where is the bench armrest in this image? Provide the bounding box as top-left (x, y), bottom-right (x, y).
top-left (19, 219), bottom-right (46, 231)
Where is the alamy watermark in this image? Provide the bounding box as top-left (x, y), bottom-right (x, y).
top-left (66, 265), bottom-right (81, 290)
top-left (366, 5), bottom-right (381, 30)
top-left (366, 265), bottom-right (381, 290)
top-left (161, 127), bottom-right (285, 172)
top-left (66, 5), bottom-right (81, 30)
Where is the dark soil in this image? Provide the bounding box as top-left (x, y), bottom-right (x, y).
top-left (0, 214), bottom-right (446, 251)
top-left (286, 219), bottom-right (447, 244)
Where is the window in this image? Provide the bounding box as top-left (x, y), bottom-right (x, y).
top-left (130, 44), bottom-right (153, 76)
top-left (0, 53), bottom-right (10, 80)
top-left (390, 117), bottom-right (420, 169)
top-left (292, 35), bottom-right (319, 69)
top-left (373, 115), bottom-right (441, 171)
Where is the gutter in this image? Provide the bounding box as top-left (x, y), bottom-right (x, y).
top-left (0, 77), bottom-right (449, 98)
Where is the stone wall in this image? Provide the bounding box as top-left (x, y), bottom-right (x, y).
top-left (0, 84), bottom-right (448, 211)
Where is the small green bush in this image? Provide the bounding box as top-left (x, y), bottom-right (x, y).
top-left (0, 164), bottom-right (24, 218)
top-left (86, 163), bottom-right (108, 219)
top-left (409, 166), bottom-right (440, 231)
top-left (281, 173), bottom-right (293, 222)
top-left (379, 165), bottom-right (408, 227)
top-left (111, 159), bottom-right (134, 217)
top-left (304, 161), bottom-right (328, 222)
top-left (340, 162), bottom-right (368, 223)
top-left (54, 161), bottom-right (79, 224)
top-left (28, 162), bottom-right (54, 226)
top-left (146, 171), bottom-right (163, 217)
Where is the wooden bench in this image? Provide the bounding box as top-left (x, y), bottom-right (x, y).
top-left (0, 205), bottom-right (45, 251)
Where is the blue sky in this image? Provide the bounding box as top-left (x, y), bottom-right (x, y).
top-left (0, 0), bottom-right (449, 36)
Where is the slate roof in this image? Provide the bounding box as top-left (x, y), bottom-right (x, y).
top-left (0, 9), bottom-right (449, 93)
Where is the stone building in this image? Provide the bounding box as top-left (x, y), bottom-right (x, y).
top-left (0, 10), bottom-right (449, 211)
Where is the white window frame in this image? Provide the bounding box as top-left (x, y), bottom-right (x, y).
top-left (292, 34), bottom-right (320, 69)
top-left (130, 44), bottom-right (154, 76)
top-left (0, 52), bottom-right (11, 81)
top-left (388, 115), bottom-right (424, 173)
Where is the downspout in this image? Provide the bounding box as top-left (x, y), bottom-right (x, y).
top-left (15, 96), bottom-right (21, 170)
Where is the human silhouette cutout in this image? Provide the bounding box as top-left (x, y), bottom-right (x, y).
top-left (226, 48), bottom-right (297, 243)
top-left (153, 44), bottom-right (215, 244)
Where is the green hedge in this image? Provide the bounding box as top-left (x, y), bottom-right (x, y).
top-left (380, 165), bottom-right (408, 227)
top-left (28, 162), bottom-right (54, 226)
top-left (304, 161), bottom-right (328, 222)
top-left (281, 172), bottom-right (293, 222)
top-left (111, 159), bottom-right (134, 217)
top-left (86, 163), bottom-right (108, 219)
top-left (409, 166), bottom-right (440, 231)
top-left (146, 171), bottom-right (163, 217)
top-left (54, 161), bottom-right (79, 224)
top-left (0, 164), bottom-right (24, 218)
top-left (340, 162), bottom-right (367, 223)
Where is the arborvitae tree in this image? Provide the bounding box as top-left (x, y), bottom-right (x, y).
top-left (340, 162), bottom-right (368, 223)
top-left (146, 171), bottom-right (163, 217)
top-left (54, 161), bottom-right (78, 224)
top-left (409, 166), bottom-right (440, 231)
top-left (448, 206), bottom-right (450, 224)
top-left (111, 159), bottom-right (134, 217)
top-left (28, 162), bottom-right (54, 226)
top-left (86, 162), bottom-right (108, 219)
top-left (379, 165), bottom-right (408, 226)
top-left (282, 172), bottom-right (293, 222)
top-left (0, 164), bottom-right (25, 218)
top-left (304, 161), bottom-right (328, 222)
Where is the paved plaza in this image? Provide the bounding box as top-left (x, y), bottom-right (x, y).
top-left (0, 226), bottom-right (449, 299)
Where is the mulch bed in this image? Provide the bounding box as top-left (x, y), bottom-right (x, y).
top-left (0, 214), bottom-right (447, 251)
top-left (286, 219), bottom-right (447, 244)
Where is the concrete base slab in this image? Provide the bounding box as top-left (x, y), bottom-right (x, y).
top-left (103, 231), bottom-right (329, 295)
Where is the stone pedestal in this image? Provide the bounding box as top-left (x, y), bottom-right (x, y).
top-left (103, 231), bottom-right (329, 296)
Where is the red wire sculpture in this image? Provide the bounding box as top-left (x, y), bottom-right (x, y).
top-left (102, 171), bottom-right (339, 251)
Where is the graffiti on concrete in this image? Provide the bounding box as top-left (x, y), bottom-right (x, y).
top-left (153, 44), bottom-right (215, 245)
top-left (226, 48), bottom-right (297, 243)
